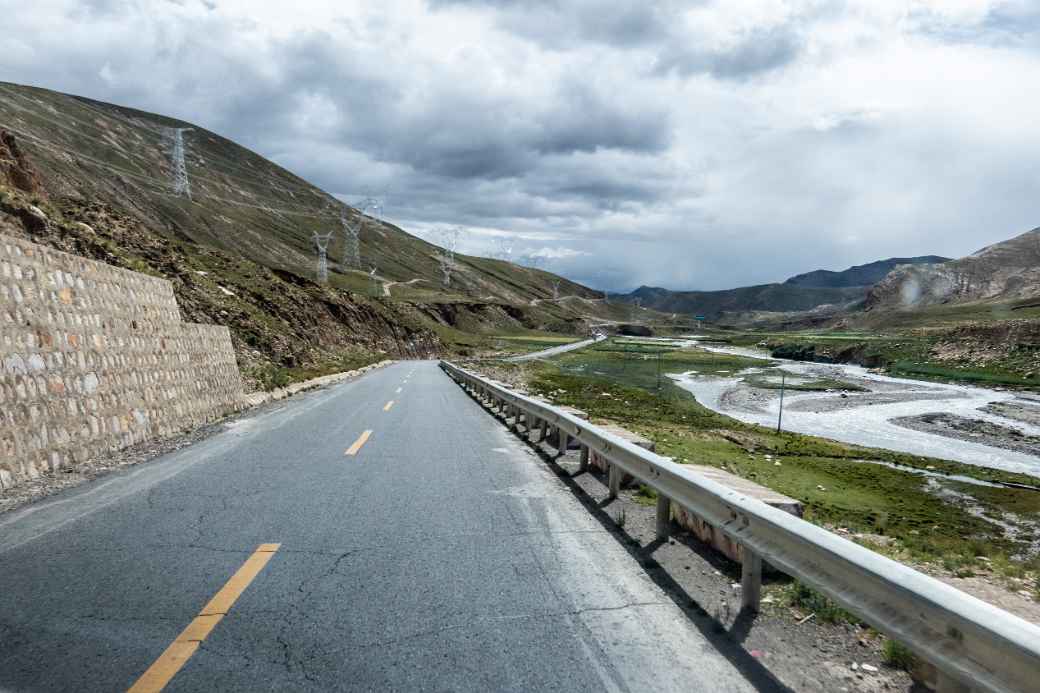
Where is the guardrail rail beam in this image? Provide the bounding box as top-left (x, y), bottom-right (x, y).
top-left (439, 360), bottom-right (1040, 693)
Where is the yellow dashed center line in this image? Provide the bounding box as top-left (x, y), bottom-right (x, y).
top-left (345, 430), bottom-right (373, 456)
top-left (383, 400), bottom-right (395, 411)
top-left (127, 544), bottom-right (280, 693)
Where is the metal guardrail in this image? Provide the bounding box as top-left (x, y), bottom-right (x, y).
top-left (440, 360), bottom-right (1040, 693)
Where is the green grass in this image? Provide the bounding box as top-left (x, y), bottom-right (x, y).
top-left (785, 581), bottom-right (859, 624)
top-left (724, 327), bottom-right (1040, 388)
top-left (634, 484), bottom-right (659, 506)
top-left (551, 338), bottom-right (767, 394)
top-left (889, 361), bottom-right (1040, 387)
top-left (882, 638), bottom-right (917, 671)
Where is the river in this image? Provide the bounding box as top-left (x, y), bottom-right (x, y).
top-left (663, 338), bottom-right (1040, 477)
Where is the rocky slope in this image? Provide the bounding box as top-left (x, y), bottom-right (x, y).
top-left (866, 228), bottom-right (1040, 310)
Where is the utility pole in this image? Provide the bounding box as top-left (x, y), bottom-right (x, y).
top-left (167, 127), bottom-right (193, 199)
top-left (552, 280), bottom-right (561, 301)
top-left (777, 371), bottom-right (786, 433)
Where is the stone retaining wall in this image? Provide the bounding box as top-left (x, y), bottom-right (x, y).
top-left (0, 234), bottom-right (245, 489)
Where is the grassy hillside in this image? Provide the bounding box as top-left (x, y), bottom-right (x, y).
top-left (0, 81), bottom-right (666, 387)
top-left (0, 81), bottom-right (597, 304)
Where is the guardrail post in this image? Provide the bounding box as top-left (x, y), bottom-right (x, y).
top-left (557, 429), bottom-right (569, 457)
top-left (579, 445), bottom-right (589, 471)
top-left (740, 547), bottom-right (762, 614)
top-left (539, 419), bottom-right (548, 442)
top-left (655, 494), bottom-right (671, 540)
top-left (608, 463), bottom-right (621, 499)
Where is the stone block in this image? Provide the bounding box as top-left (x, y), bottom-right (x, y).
top-left (0, 233), bottom-right (246, 490)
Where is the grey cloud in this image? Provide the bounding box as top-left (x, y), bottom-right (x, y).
top-left (653, 25), bottom-right (802, 79)
top-left (431, 0), bottom-right (803, 79)
top-left (428, 0), bottom-right (672, 48)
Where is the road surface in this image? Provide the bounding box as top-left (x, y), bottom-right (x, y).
top-left (506, 334), bottom-right (606, 362)
top-left (0, 361), bottom-right (769, 692)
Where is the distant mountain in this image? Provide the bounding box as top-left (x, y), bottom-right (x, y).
top-left (867, 228), bottom-right (1040, 310)
top-left (628, 283), bottom-right (865, 320)
top-left (625, 256), bottom-right (947, 320)
top-left (786, 256), bottom-right (949, 289)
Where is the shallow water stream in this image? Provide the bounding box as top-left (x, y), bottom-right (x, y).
top-left (668, 339), bottom-right (1040, 477)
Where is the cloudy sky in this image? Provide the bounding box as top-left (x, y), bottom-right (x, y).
top-left (3, 1), bottom-right (1039, 291)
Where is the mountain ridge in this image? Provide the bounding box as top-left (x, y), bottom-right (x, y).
top-left (785, 256), bottom-right (950, 289)
top-left (866, 228), bottom-right (1040, 311)
top-left (623, 256), bottom-right (948, 320)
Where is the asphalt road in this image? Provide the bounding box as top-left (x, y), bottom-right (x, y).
top-left (506, 334), bottom-right (606, 362)
top-left (0, 361), bottom-right (767, 692)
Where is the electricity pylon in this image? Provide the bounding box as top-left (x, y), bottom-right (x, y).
top-left (438, 227), bottom-right (461, 288)
top-left (312, 231), bottom-right (334, 284)
top-left (341, 197), bottom-right (383, 270)
top-left (167, 128), bottom-right (193, 199)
